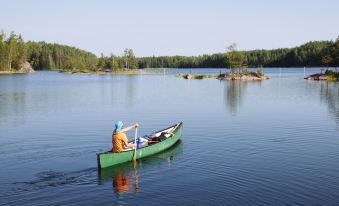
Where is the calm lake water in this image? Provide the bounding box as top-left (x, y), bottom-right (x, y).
top-left (0, 68), bottom-right (338, 205)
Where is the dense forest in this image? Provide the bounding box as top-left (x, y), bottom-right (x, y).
top-left (26, 42), bottom-right (138, 71)
top-left (138, 39), bottom-right (339, 68)
top-left (0, 31), bottom-right (338, 72)
top-left (26, 41), bottom-right (98, 71)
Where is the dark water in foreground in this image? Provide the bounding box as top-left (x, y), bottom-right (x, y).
top-left (0, 68), bottom-right (338, 205)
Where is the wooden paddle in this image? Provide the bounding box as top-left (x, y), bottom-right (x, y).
top-left (132, 127), bottom-right (138, 162)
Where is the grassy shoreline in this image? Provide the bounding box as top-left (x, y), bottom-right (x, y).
top-left (175, 73), bottom-right (216, 79)
top-left (0, 71), bottom-right (28, 74)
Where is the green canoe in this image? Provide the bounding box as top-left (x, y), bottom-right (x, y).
top-left (97, 122), bottom-right (183, 168)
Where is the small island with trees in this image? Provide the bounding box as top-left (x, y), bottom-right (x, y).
top-left (304, 39), bottom-right (339, 81)
top-left (176, 43), bottom-right (269, 81)
top-left (305, 69), bottom-right (339, 81)
top-left (217, 43), bottom-right (269, 81)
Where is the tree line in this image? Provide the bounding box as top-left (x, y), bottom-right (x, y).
top-left (138, 38), bottom-right (339, 69)
top-left (26, 43), bottom-right (139, 71)
top-left (0, 31), bottom-right (338, 72)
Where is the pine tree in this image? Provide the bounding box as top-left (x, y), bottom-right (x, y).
top-left (5, 32), bottom-right (18, 70)
top-left (128, 49), bottom-right (138, 69)
top-left (0, 32), bottom-right (5, 70)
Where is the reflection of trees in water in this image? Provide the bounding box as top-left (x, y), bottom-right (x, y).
top-left (100, 75), bottom-right (138, 109)
top-left (125, 75), bottom-right (137, 107)
top-left (98, 141), bottom-right (182, 195)
top-left (320, 82), bottom-right (339, 124)
top-left (0, 75), bottom-right (28, 123)
top-left (224, 81), bottom-right (248, 115)
top-left (224, 81), bottom-right (263, 115)
top-left (0, 91), bottom-right (26, 123)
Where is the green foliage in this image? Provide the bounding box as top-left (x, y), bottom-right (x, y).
top-left (26, 41), bottom-right (98, 71)
top-left (109, 54), bottom-right (120, 71)
top-left (225, 43), bottom-right (247, 73)
top-left (193, 75), bottom-right (205, 79)
top-left (97, 53), bottom-right (106, 70)
top-left (138, 40), bottom-right (338, 69)
top-left (256, 67), bottom-right (264, 76)
top-left (244, 41), bottom-right (333, 67)
top-left (94, 49), bottom-right (138, 71)
top-left (0, 32), bottom-right (6, 70)
top-left (94, 53), bottom-right (130, 71)
top-left (1, 31), bottom-right (338, 73)
top-left (0, 31), bottom-right (27, 71)
top-left (325, 69), bottom-right (339, 81)
top-left (322, 55), bottom-right (333, 67)
top-left (178, 73), bottom-right (216, 79)
top-left (242, 68), bottom-right (250, 76)
top-left (329, 36), bottom-right (339, 66)
top-left (138, 53), bottom-right (226, 69)
top-left (123, 48), bottom-right (138, 69)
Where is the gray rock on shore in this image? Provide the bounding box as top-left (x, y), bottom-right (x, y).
top-left (18, 62), bottom-right (34, 73)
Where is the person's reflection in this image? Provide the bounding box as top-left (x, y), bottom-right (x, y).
top-left (113, 171), bottom-right (130, 193)
top-left (112, 162), bottom-right (139, 193)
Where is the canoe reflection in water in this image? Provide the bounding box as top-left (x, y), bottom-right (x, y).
top-left (98, 140), bottom-right (183, 194)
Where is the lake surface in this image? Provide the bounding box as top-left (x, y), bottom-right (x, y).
top-left (0, 68), bottom-right (338, 205)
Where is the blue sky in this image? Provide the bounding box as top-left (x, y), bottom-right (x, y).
top-left (1, 0), bottom-right (338, 56)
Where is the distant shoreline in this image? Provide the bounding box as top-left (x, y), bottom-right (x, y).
top-left (1, 68), bottom-right (338, 82)
top-left (60, 69), bottom-right (163, 75)
top-left (1, 31), bottom-right (338, 75)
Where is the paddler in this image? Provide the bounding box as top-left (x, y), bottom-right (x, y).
top-left (112, 121), bottom-right (139, 152)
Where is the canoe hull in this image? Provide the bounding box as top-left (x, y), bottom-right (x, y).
top-left (97, 122), bottom-right (182, 168)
